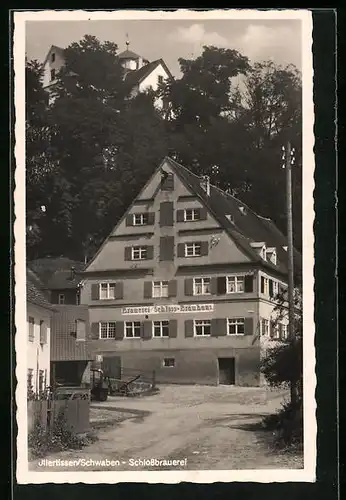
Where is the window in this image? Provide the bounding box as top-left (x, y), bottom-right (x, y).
top-left (227, 318), bottom-right (245, 335)
top-left (132, 246), bottom-right (147, 260)
top-left (28, 316), bottom-right (34, 342)
top-left (153, 320), bottom-right (169, 338)
top-left (39, 370), bottom-right (45, 393)
top-left (50, 69), bottom-right (56, 81)
top-left (152, 281), bottom-right (168, 298)
top-left (99, 282), bottom-right (116, 300)
top-left (261, 318), bottom-right (270, 337)
top-left (58, 294), bottom-right (65, 305)
top-left (273, 281), bottom-right (279, 298)
top-left (194, 320), bottom-right (211, 336)
top-left (163, 357), bottom-right (175, 367)
top-left (193, 277), bottom-right (211, 295)
top-left (261, 276), bottom-right (269, 295)
top-left (99, 322), bottom-right (116, 339)
top-left (281, 324), bottom-right (288, 340)
top-left (270, 322), bottom-right (280, 339)
top-left (158, 75), bottom-right (164, 85)
top-left (125, 321), bottom-right (141, 338)
top-left (133, 213), bottom-right (149, 226)
top-left (51, 53), bottom-right (55, 62)
top-left (185, 243), bottom-right (201, 257)
top-left (161, 172), bottom-right (174, 191)
top-left (184, 209), bottom-right (200, 222)
top-left (227, 275), bottom-right (244, 293)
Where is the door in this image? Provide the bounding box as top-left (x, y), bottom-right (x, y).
top-left (218, 358), bottom-right (236, 385)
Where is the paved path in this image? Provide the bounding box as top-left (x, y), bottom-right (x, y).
top-left (29, 385), bottom-right (303, 471)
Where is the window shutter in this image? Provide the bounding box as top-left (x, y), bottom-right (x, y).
top-left (124, 247), bottom-right (132, 261)
top-left (269, 279), bottom-right (274, 297)
top-left (142, 321), bottom-right (152, 340)
top-left (125, 214), bottom-right (133, 226)
top-left (176, 209), bottom-right (184, 222)
top-left (159, 201), bottom-right (174, 227)
top-left (168, 280), bottom-right (177, 297)
top-left (278, 323), bottom-right (283, 339)
top-left (91, 284), bottom-right (99, 300)
top-left (169, 319), bottom-right (177, 338)
top-left (76, 320), bottom-right (86, 341)
top-left (211, 318), bottom-right (227, 337)
top-left (185, 320), bottom-right (194, 338)
top-left (244, 317), bottom-right (254, 336)
top-left (40, 322), bottom-right (47, 344)
top-left (260, 276), bottom-right (265, 293)
top-left (146, 245), bottom-right (154, 259)
top-left (160, 236), bottom-right (174, 261)
top-left (147, 212), bottom-right (155, 225)
top-left (184, 278), bottom-right (194, 296)
top-left (143, 281), bottom-right (152, 298)
top-left (270, 321), bottom-right (275, 338)
top-left (114, 322), bottom-right (124, 340)
top-left (244, 275), bottom-right (254, 293)
top-left (210, 277), bottom-right (218, 295)
top-left (91, 322), bottom-right (99, 340)
top-left (177, 243), bottom-right (185, 257)
top-left (199, 207), bottom-right (208, 220)
top-left (115, 282), bottom-right (123, 299)
top-left (200, 241), bottom-right (209, 256)
top-left (217, 276), bottom-right (226, 295)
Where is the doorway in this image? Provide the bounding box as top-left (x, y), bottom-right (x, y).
top-left (218, 357), bottom-right (236, 385)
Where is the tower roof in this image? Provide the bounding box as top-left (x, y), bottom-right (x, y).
top-left (118, 49), bottom-right (141, 60)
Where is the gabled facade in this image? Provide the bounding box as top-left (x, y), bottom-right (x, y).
top-left (29, 258), bottom-right (92, 387)
top-left (81, 157), bottom-right (297, 386)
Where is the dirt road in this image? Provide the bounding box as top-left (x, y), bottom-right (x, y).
top-left (29, 385), bottom-right (303, 471)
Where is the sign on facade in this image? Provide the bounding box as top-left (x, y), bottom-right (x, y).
top-left (121, 304), bottom-right (214, 315)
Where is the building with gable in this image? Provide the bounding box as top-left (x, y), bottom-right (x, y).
top-left (29, 257), bottom-right (92, 387)
top-left (27, 268), bottom-right (54, 395)
top-left (80, 157), bottom-right (301, 386)
top-left (42, 42), bottom-right (172, 108)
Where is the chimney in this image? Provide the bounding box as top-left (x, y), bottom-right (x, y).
top-left (70, 266), bottom-right (75, 281)
top-left (200, 175), bottom-right (210, 196)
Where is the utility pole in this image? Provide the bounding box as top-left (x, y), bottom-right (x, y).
top-left (282, 141), bottom-right (298, 405)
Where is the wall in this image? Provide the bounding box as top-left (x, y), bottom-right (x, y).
top-left (138, 63), bottom-right (171, 108)
top-left (27, 303), bottom-right (51, 393)
top-left (51, 289), bottom-right (78, 305)
top-left (43, 49), bottom-right (65, 88)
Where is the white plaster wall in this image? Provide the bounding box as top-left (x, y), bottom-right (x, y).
top-left (27, 303), bottom-right (51, 393)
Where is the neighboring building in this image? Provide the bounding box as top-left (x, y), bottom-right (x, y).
top-left (42, 42), bottom-right (172, 108)
top-left (29, 258), bottom-right (92, 387)
top-left (80, 157), bottom-right (301, 387)
top-left (27, 268), bottom-right (54, 395)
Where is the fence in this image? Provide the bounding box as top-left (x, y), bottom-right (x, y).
top-left (28, 392), bottom-right (90, 434)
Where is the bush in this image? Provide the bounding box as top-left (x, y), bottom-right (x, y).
top-left (263, 399), bottom-right (303, 449)
top-left (28, 409), bottom-right (97, 459)
top-left (261, 338), bottom-right (302, 388)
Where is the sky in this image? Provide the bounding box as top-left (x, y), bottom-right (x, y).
top-left (25, 19), bottom-right (302, 77)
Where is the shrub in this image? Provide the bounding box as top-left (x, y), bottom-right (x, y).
top-left (263, 399), bottom-right (303, 449)
top-left (261, 338), bottom-right (302, 389)
top-left (28, 408), bottom-right (97, 459)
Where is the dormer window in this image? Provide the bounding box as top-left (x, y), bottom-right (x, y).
top-left (250, 241), bottom-right (267, 260)
top-left (266, 247), bottom-right (277, 265)
top-left (226, 214), bottom-right (234, 223)
top-left (239, 206), bottom-right (247, 215)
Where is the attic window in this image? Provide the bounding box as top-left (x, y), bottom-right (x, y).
top-left (250, 242), bottom-right (267, 260)
top-left (51, 53), bottom-right (55, 62)
top-left (266, 247), bottom-right (277, 265)
top-left (283, 246), bottom-right (288, 252)
top-left (239, 206), bottom-right (247, 215)
top-left (226, 214), bottom-right (234, 223)
top-left (158, 75), bottom-right (164, 85)
top-left (161, 171), bottom-right (174, 191)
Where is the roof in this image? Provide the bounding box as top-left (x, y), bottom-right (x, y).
top-left (43, 45), bottom-right (65, 66)
top-left (125, 59), bottom-right (173, 87)
top-left (29, 257), bottom-right (85, 290)
top-left (118, 49), bottom-right (141, 60)
top-left (164, 157), bottom-right (302, 278)
top-left (50, 305), bottom-right (92, 361)
top-left (27, 268), bottom-right (53, 310)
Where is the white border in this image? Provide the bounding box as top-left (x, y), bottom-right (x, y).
top-left (14, 9), bottom-right (315, 484)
